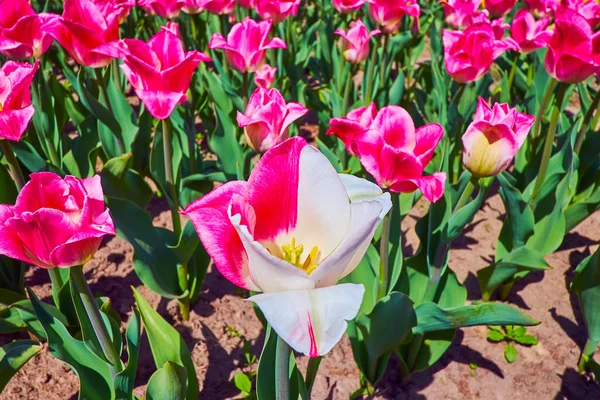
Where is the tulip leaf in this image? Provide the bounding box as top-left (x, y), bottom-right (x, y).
top-left (256, 325), bottom-right (277, 400)
top-left (10, 140), bottom-right (47, 173)
top-left (206, 105), bottom-right (244, 179)
top-left (76, 69), bottom-right (122, 139)
top-left (10, 298), bottom-right (70, 341)
top-left (28, 288), bottom-right (114, 400)
top-left (101, 155), bottom-right (153, 210)
top-left (341, 244), bottom-right (379, 316)
top-left (180, 172), bottom-right (227, 208)
top-left (132, 288), bottom-right (198, 400)
top-left (443, 176), bottom-right (488, 243)
top-left (146, 362), bottom-right (187, 400)
top-left (0, 339), bottom-right (43, 394)
top-left (114, 308), bottom-right (141, 400)
top-left (572, 247), bottom-right (600, 342)
top-left (0, 165), bottom-right (17, 204)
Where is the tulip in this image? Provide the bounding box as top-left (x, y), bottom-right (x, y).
top-left (209, 18), bottom-right (286, 73)
top-left (0, 0), bottom-right (58, 60)
top-left (183, 137), bottom-right (392, 356)
top-left (523, 0), bottom-right (558, 15)
top-left (329, 105), bottom-right (446, 202)
top-left (92, 0), bottom-right (136, 24)
top-left (237, 87), bottom-right (308, 153)
top-left (254, 64), bottom-right (277, 88)
top-left (334, 20), bottom-right (381, 64)
top-left (255, 0), bottom-right (301, 23)
top-left (0, 172), bottom-right (115, 269)
top-left (183, 0), bottom-right (235, 14)
top-left (561, 0), bottom-right (600, 27)
top-left (0, 60), bottom-right (38, 142)
top-left (545, 10), bottom-right (600, 84)
top-left (138, 0), bottom-right (186, 19)
top-left (510, 9), bottom-right (552, 54)
top-left (368, 0), bottom-right (420, 33)
top-left (482, 0), bottom-right (516, 17)
top-left (49, 0), bottom-right (124, 68)
top-left (442, 0), bottom-right (485, 29)
top-left (238, 0), bottom-right (255, 8)
top-left (333, 0), bottom-right (367, 13)
top-left (443, 21), bottom-right (517, 83)
top-left (100, 23), bottom-right (210, 120)
top-left (462, 97), bottom-right (534, 178)
top-left (327, 103), bottom-right (377, 156)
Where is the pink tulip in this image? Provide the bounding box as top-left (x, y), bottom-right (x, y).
top-left (327, 103), bottom-right (377, 156)
top-left (209, 18), bottom-right (286, 73)
top-left (462, 97), bottom-right (534, 177)
top-left (49, 0), bottom-right (123, 68)
top-left (183, 137), bottom-right (392, 357)
top-left (333, 0), bottom-right (367, 13)
top-left (510, 9), bottom-right (552, 54)
top-left (523, 0), bottom-right (559, 15)
top-left (255, 0), bottom-right (301, 23)
top-left (92, 0), bottom-right (135, 24)
top-left (560, 0), bottom-right (600, 27)
top-left (442, 0), bottom-right (485, 29)
top-left (0, 60), bottom-right (38, 142)
top-left (100, 22), bottom-right (210, 120)
top-left (443, 21), bottom-right (517, 83)
top-left (545, 10), bottom-right (600, 84)
top-left (0, 0), bottom-right (58, 60)
top-left (237, 87), bottom-right (308, 153)
top-left (328, 105), bottom-right (446, 202)
top-left (482, 0), bottom-right (516, 17)
top-left (183, 0), bottom-right (235, 14)
top-left (254, 64), bottom-right (277, 88)
top-left (138, 0), bottom-right (186, 18)
top-left (0, 173), bottom-right (115, 269)
top-left (237, 0), bottom-right (254, 7)
top-left (368, 0), bottom-right (420, 33)
top-left (334, 20), bottom-right (381, 64)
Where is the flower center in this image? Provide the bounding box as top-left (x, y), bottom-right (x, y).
top-left (281, 237), bottom-right (319, 275)
top-left (0, 102), bottom-right (3, 112)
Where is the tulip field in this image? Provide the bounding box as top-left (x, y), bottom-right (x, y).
top-left (2, 0), bottom-right (600, 398)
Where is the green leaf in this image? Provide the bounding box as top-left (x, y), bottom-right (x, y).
top-left (256, 325), bottom-right (277, 400)
top-left (114, 308), bottom-right (141, 400)
top-left (132, 288), bottom-right (198, 400)
top-left (514, 334), bottom-right (538, 346)
top-left (77, 69), bottom-right (122, 141)
top-left (146, 362), bottom-right (188, 400)
top-left (234, 372), bottom-right (252, 394)
top-left (101, 156), bottom-right (153, 210)
top-left (572, 248), bottom-right (600, 342)
top-left (487, 330), bottom-right (505, 342)
top-left (341, 244), bottom-right (379, 316)
top-left (28, 289), bottom-right (114, 400)
top-left (0, 165), bottom-right (18, 204)
top-left (0, 339), bottom-right (43, 393)
top-left (504, 343), bottom-right (517, 363)
top-left (443, 176), bottom-right (487, 243)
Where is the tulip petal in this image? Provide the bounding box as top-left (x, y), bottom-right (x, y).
top-left (414, 123), bottom-right (444, 166)
top-left (249, 283), bottom-right (365, 357)
top-left (182, 181), bottom-right (257, 291)
top-left (14, 172), bottom-right (68, 213)
top-left (0, 106), bottom-right (35, 141)
top-left (338, 174), bottom-right (391, 218)
top-left (135, 89), bottom-right (185, 120)
top-left (280, 102), bottom-right (308, 133)
top-left (0, 205), bottom-right (32, 265)
top-left (390, 172), bottom-right (447, 203)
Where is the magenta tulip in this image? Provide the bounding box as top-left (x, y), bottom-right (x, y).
top-left (482, 0), bottom-right (516, 17)
top-left (0, 173), bottom-right (115, 269)
top-left (183, 0), bottom-right (235, 14)
top-left (333, 0), bottom-right (367, 13)
top-left (254, 64), bottom-right (277, 88)
top-left (0, 0), bottom-right (58, 60)
top-left (368, 0), bottom-right (420, 33)
top-left (237, 0), bottom-right (255, 8)
top-left (334, 20), bottom-right (381, 64)
top-left (237, 88), bottom-right (308, 153)
top-left (523, 0), bottom-right (558, 15)
top-left (511, 9), bottom-right (552, 54)
top-left (329, 105), bottom-right (446, 203)
top-left (92, 0), bottom-right (135, 24)
top-left (462, 97), bottom-right (534, 178)
top-left (443, 21), bottom-right (517, 83)
top-left (0, 60), bottom-right (38, 142)
top-left (138, 0), bottom-right (186, 18)
top-left (209, 18), bottom-right (286, 73)
top-left (255, 0), bottom-right (301, 23)
top-left (561, 0), bottom-right (600, 27)
top-left (545, 10), bottom-right (600, 84)
top-left (442, 0), bottom-right (485, 29)
top-left (183, 137), bottom-right (391, 356)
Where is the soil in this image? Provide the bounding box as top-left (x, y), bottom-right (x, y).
top-left (2, 192), bottom-right (600, 400)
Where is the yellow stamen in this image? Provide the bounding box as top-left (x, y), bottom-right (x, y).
top-left (280, 238), bottom-right (319, 275)
top-left (0, 103), bottom-right (3, 112)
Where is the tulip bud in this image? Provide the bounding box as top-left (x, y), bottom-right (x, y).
top-left (462, 98), bottom-right (534, 178)
top-left (368, 0), bottom-right (420, 33)
top-left (138, 0), bottom-right (186, 18)
top-left (255, 0), bottom-right (301, 23)
top-left (510, 9), bottom-right (552, 54)
top-left (254, 65), bottom-right (277, 89)
top-left (334, 20), bottom-right (380, 64)
top-left (332, 0), bottom-right (366, 13)
top-left (0, 60), bottom-right (38, 142)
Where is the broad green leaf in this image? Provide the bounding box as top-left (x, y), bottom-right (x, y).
top-left (115, 308), bottom-right (141, 400)
top-left (76, 69), bottom-right (122, 141)
top-left (234, 373), bottom-right (252, 394)
top-left (132, 288), bottom-right (198, 400)
top-left (504, 343), bottom-right (517, 363)
top-left (146, 362), bottom-right (188, 400)
top-left (341, 244), bottom-right (379, 315)
top-left (0, 165), bottom-right (17, 204)
top-left (487, 330), bottom-right (505, 342)
top-left (256, 325), bottom-right (277, 400)
top-left (572, 248), bottom-right (600, 342)
top-left (0, 340), bottom-right (43, 393)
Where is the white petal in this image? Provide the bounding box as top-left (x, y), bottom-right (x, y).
top-left (339, 174), bottom-right (393, 218)
top-left (279, 145), bottom-right (351, 260)
top-left (229, 212), bottom-right (315, 293)
top-left (249, 283), bottom-right (365, 357)
top-left (310, 200), bottom-right (386, 287)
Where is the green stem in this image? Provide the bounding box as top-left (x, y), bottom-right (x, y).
top-left (364, 40), bottom-right (379, 106)
top-left (95, 68), bottom-right (125, 154)
top-left (498, 281), bottom-right (514, 301)
top-left (506, 53), bottom-right (520, 93)
top-left (275, 335), bottom-right (291, 400)
top-left (162, 118), bottom-right (182, 237)
top-left (48, 268), bottom-right (65, 309)
top-left (530, 82), bottom-right (568, 207)
top-left (575, 87), bottom-right (600, 154)
top-left (0, 140), bottom-right (26, 190)
top-left (338, 52), bottom-right (346, 93)
top-left (578, 338), bottom-right (599, 372)
top-left (377, 211), bottom-right (392, 299)
top-left (177, 262), bottom-right (190, 321)
top-left (532, 78), bottom-right (558, 140)
top-left (70, 266), bottom-right (122, 376)
top-left (341, 64), bottom-right (354, 116)
top-left (454, 178), bottom-right (476, 212)
top-left (305, 356), bottom-right (322, 396)
top-left (379, 34), bottom-right (389, 103)
top-left (241, 72), bottom-right (249, 108)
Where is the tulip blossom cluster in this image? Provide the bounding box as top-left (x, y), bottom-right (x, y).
top-left (510, 9), bottom-right (552, 54)
top-left (462, 98), bottom-right (535, 178)
top-left (237, 88), bottom-right (308, 153)
top-left (210, 18), bottom-right (286, 73)
top-left (335, 20), bottom-right (380, 64)
top-left (0, 60), bottom-right (39, 142)
top-left (328, 105), bottom-right (446, 203)
top-left (0, 173), bottom-right (115, 269)
top-left (184, 137), bottom-right (392, 357)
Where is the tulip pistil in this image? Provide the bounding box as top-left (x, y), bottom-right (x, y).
top-left (281, 238), bottom-right (319, 275)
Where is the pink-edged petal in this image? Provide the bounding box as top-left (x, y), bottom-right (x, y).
top-left (371, 106), bottom-right (416, 151)
top-left (135, 89), bottom-right (185, 120)
top-left (14, 172), bottom-right (68, 213)
top-left (249, 283), bottom-right (365, 357)
top-left (208, 33), bottom-right (231, 50)
top-left (0, 107), bottom-right (35, 141)
top-left (414, 123), bottom-right (444, 166)
top-left (389, 172), bottom-right (447, 203)
top-left (182, 181), bottom-right (257, 290)
top-left (0, 205), bottom-right (33, 265)
top-left (280, 102), bottom-right (308, 133)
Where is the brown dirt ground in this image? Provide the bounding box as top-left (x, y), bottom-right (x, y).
top-left (2, 192), bottom-right (600, 400)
